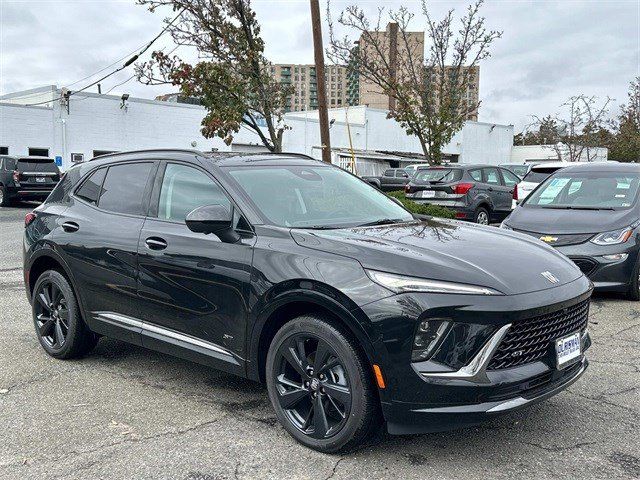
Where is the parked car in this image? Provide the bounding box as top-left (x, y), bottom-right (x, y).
top-left (503, 162), bottom-right (640, 300)
top-left (361, 167), bottom-right (410, 191)
top-left (499, 163), bottom-right (530, 178)
top-left (0, 155), bottom-right (60, 206)
top-left (24, 149), bottom-right (592, 453)
top-left (404, 163), bottom-right (429, 174)
top-left (516, 162), bottom-right (570, 201)
top-left (404, 164), bottom-right (521, 224)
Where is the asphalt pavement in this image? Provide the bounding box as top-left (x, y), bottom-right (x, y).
top-left (0, 203), bottom-right (638, 479)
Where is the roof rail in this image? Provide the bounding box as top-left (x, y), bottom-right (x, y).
top-left (89, 148), bottom-right (203, 161)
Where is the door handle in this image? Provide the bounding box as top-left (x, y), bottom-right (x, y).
top-left (145, 237), bottom-right (167, 251)
top-left (61, 221), bottom-right (79, 233)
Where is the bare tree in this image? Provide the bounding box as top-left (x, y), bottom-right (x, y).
top-left (136, 0), bottom-right (292, 152)
top-left (327, 0), bottom-right (501, 164)
top-left (529, 95), bottom-right (613, 162)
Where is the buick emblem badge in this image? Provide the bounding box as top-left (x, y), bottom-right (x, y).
top-left (541, 271), bottom-right (559, 284)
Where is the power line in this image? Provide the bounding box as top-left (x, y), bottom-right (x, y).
top-left (19, 9), bottom-right (184, 107)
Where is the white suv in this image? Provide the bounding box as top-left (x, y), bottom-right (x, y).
top-left (516, 162), bottom-right (571, 201)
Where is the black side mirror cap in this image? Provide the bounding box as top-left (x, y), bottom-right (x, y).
top-left (185, 204), bottom-right (239, 243)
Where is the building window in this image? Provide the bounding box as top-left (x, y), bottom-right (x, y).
top-left (93, 150), bottom-right (116, 158)
top-left (28, 147), bottom-right (49, 157)
top-left (0, 147), bottom-right (8, 155)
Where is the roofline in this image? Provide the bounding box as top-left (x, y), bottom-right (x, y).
top-left (89, 148), bottom-right (204, 161)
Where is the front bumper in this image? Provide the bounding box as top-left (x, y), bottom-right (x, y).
top-left (556, 242), bottom-right (639, 292)
top-left (358, 275), bottom-right (593, 435)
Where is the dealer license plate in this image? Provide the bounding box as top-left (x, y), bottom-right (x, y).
top-left (420, 190), bottom-right (436, 198)
top-left (556, 332), bottom-right (581, 368)
top-left (35, 177), bottom-right (46, 183)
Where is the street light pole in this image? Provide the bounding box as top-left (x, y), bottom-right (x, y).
top-left (310, 0), bottom-right (331, 164)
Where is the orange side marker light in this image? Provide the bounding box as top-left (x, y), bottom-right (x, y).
top-left (373, 364), bottom-right (386, 389)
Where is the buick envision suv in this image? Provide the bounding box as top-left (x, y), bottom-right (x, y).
top-left (23, 149), bottom-right (592, 452)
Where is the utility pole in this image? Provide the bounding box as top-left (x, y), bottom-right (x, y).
top-left (310, 0), bottom-right (331, 163)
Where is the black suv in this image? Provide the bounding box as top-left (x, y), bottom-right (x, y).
top-left (0, 156), bottom-right (61, 206)
top-left (23, 150), bottom-right (591, 453)
top-left (405, 164), bottom-right (521, 224)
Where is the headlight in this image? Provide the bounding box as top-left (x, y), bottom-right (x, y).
top-left (366, 270), bottom-right (503, 295)
top-left (590, 227), bottom-right (634, 245)
top-left (500, 222), bottom-right (513, 230)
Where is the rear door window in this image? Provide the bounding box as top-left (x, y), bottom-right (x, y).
top-left (76, 168), bottom-right (107, 205)
top-left (383, 169), bottom-right (395, 177)
top-left (396, 170), bottom-right (409, 178)
top-left (97, 163), bottom-right (154, 215)
top-left (501, 169), bottom-right (520, 187)
top-left (483, 168), bottom-right (502, 185)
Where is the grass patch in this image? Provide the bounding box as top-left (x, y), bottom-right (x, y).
top-left (387, 190), bottom-right (456, 219)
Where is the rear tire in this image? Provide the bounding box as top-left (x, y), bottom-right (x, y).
top-left (32, 270), bottom-right (98, 359)
top-left (265, 315), bottom-right (381, 453)
top-left (626, 259), bottom-right (640, 301)
top-left (474, 206), bottom-right (490, 225)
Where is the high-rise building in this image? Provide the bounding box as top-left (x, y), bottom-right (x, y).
top-left (270, 64), bottom-right (347, 112)
top-left (354, 22), bottom-right (480, 120)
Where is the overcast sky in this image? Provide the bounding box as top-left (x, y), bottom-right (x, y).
top-left (0, 0), bottom-right (638, 131)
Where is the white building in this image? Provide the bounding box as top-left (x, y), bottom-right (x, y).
top-left (10, 86), bottom-right (606, 177)
top-left (510, 144), bottom-right (608, 164)
top-left (233, 106), bottom-right (515, 176)
top-left (0, 86), bottom-right (226, 170)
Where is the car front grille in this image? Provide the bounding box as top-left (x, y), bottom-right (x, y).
top-left (488, 299), bottom-right (589, 370)
top-left (513, 229), bottom-right (593, 247)
top-left (570, 257), bottom-right (599, 276)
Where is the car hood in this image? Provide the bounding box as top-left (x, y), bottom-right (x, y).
top-left (290, 219), bottom-right (582, 296)
top-left (506, 206), bottom-right (637, 234)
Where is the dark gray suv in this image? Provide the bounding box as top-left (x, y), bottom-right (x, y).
top-left (405, 164), bottom-right (521, 224)
top-left (0, 156), bottom-right (61, 206)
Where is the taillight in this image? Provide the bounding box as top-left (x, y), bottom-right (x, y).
top-left (513, 184), bottom-right (519, 201)
top-left (24, 212), bottom-right (37, 228)
top-left (12, 170), bottom-right (20, 182)
top-left (405, 184), bottom-right (412, 193)
top-left (453, 183), bottom-right (474, 195)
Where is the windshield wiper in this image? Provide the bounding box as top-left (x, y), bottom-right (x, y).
top-left (354, 218), bottom-right (407, 227)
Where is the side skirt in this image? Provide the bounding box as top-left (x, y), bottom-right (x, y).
top-left (92, 312), bottom-right (245, 376)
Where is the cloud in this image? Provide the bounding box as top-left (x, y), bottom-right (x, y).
top-left (1, 0), bottom-right (637, 131)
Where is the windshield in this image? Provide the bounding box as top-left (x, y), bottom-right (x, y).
top-left (524, 171), bottom-right (640, 210)
top-left (413, 168), bottom-right (462, 183)
top-left (226, 165), bottom-right (413, 228)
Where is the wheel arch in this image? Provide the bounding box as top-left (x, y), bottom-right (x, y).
top-left (247, 290), bottom-right (380, 386)
top-left (26, 249), bottom-right (82, 310)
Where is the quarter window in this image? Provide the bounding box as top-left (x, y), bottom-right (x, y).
top-left (76, 168), bottom-right (107, 205)
top-left (158, 163), bottom-right (230, 222)
top-left (469, 169), bottom-right (482, 182)
top-left (98, 163), bottom-right (154, 215)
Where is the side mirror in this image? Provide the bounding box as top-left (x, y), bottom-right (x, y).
top-left (185, 204), bottom-right (239, 243)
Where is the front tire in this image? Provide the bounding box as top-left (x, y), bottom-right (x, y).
top-left (265, 315), bottom-right (380, 453)
top-left (32, 270), bottom-right (98, 359)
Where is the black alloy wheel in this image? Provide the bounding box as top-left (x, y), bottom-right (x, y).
top-left (32, 270), bottom-right (98, 359)
top-left (34, 280), bottom-right (69, 350)
top-left (266, 315), bottom-right (380, 453)
top-left (273, 334), bottom-right (352, 439)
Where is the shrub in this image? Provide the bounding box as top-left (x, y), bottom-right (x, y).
top-left (387, 190), bottom-right (456, 219)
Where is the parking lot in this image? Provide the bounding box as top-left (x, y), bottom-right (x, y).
top-left (0, 203), bottom-right (638, 480)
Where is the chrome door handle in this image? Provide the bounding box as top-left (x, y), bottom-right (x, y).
top-left (145, 237), bottom-right (167, 250)
top-left (61, 221), bottom-right (79, 233)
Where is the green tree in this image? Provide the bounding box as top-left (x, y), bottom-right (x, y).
top-left (327, 0), bottom-right (501, 164)
top-left (610, 77), bottom-right (640, 162)
top-left (136, 0), bottom-right (292, 152)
